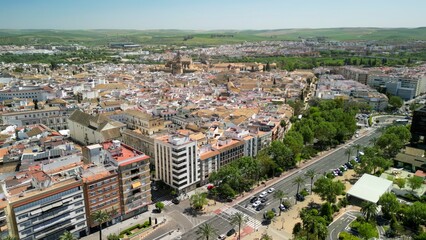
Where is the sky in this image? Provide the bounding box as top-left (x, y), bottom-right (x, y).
top-left (0, 0), bottom-right (425, 30)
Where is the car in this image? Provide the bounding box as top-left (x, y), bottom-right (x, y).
top-left (259, 191), bottom-right (268, 198)
top-left (172, 198), bottom-right (180, 204)
top-left (279, 204), bottom-right (286, 212)
top-left (271, 208), bottom-right (277, 215)
top-left (256, 203), bottom-right (266, 211)
top-left (226, 229), bottom-right (236, 236)
top-left (355, 134), bottom-right (359, 138)
top-left (152, 186), bottom-right (158, 191)
top-left (252, 200), bottom-right (261, 208)
top-left (218, 234), bottom-right (226, 240)
top-left (342, 165), bottom-right (348, 171)
top-left (296, 193), bottom-right (305, 202)
top-left (250, 196), bottom-right (258, 203)
top-left (260, 197), bottom-right (268, 203)
top-left (267, 187), bottom-right (275, 193)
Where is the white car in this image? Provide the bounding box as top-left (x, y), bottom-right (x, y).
top-left (252, 200), bottom-right (261, 208)
top-left (259, 191), bottom-right (268, 198)
top-left (267, 187), bottom-right (275, 193)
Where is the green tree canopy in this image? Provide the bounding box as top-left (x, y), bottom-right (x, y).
top-left (313, 177), bottom-right (345, 203)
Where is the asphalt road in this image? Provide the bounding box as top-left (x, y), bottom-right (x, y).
top-left (328, 211), bottom-right (360, 240)
top-left (180, 116), bottom-right (404, 240)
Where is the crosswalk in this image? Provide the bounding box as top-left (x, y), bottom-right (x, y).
top-left (218, 206), bottom-right (262, 230)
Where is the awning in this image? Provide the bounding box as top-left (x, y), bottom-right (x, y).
top-left (131, 181), bottom-right (141, 189)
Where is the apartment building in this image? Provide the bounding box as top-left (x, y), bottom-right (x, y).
top-left (367, 74), bottom-right (426, 100)
top-left (106, 109), bottom-right (165, 135)
top-left (101, 141), bottom-right (151, 220)
top-left (154, 134), bottom-right (200, 193)
top-left (67, 110), bottom-right (125, 145)
top-left (212, 138), bottom-right (244, 167)
top-left (4, 175), bottom-right (88, 240)
top-left (1, 107), bottom-right (75, 131)
top-left (0, 199), bottom-right (8, 238)
top-left (81, 165), bottom-right (121, 232)
top-left (0, 85), bottom-right (55, 101)
top-left (338, 66), bottom-right (369, 85)
top-left (121, 129), bottom-right (155, 164)
top-left (199, 147), bottom-right (220, 185)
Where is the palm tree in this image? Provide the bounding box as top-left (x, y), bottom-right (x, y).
top-left (304, 169), bottom-right (316, 194)
top-left (354, 144), bottom-right (362, 158)
top-left (92, 210), bottom-right (111, 240)
top-left (230, 212), bottom-right (248, 240)
top-left (59, 231), bottom-right (77, 240)
top-left (196, 223), bottom-right (218, 240)
top-left (361, 202), bottom-right (377, 222)
top-left (293, 176), bottom-right (305, 203)
top-left (344, 147), bottom-right (353, 163)
top-left (273, 190), bottom-right (286, 216)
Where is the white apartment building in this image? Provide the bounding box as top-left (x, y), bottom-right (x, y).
top-left (1, 107), bottom-right (75, 131)
top-left (154, 134), bottom-right (200, 193)
top-left (0, 86), bottom-right (55, 101)
top-left (5, 178), bottom-right (88, 240)
top-left (367, 74), bottom-right (426, 100)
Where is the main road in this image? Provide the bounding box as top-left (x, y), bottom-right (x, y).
top-left (180, 116), bottom-right (403, 240)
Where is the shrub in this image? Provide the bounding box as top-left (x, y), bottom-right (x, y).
top-left (339, 231), bottom-right (360, 240)
top-left (300, 188), bottom-right (309, 197)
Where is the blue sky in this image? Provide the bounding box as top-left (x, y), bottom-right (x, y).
top-left (0, 0), bottom-right (425, 29)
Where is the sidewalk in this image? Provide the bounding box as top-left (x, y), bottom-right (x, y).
top-left (81, 204), bottom-right (166, 240)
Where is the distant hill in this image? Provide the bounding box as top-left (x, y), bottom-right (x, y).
top-left (0, 28), bottom-right (425, 46)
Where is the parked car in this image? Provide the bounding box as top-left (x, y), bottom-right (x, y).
top-left (279, 204), bottom-right (286, 212)
top-left (260, 197), bottom-right (268, 203)
top-left (226, 229), bottom-right (236, 236)
top-left (172, 198), bottom-right (180, 204)
top-left (252, 200), bottom-right (262, 208)
top-left (218, 234), bottom-right (226, 240)
top-left (256, 204), bottom-right (266, 211)
top-left (271, 208), bottom-right (277, 215)
top-left (250, 196), bottom-right (258, 203)
top-left (296, 193), bottom-right (305, 202)
top-left (267, 187), bottom-right (275, 193)
top-left (259, 191), bottom-right (268, 198)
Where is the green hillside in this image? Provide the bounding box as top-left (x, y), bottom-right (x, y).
top-left (0, 28), bottom-right (425, 46)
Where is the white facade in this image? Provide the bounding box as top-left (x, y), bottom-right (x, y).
top-left (1, 107), bottom-right (73, 130)
top-left (154, 135), bottom-right (200, 193)
top-left (12, 185), bottom-right (88, 240)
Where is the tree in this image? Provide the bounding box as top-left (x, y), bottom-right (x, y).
top-left (260, 232), bottom-right (273, 240)
top-left (91, 210), bottom-right (111, 240)
top-left (107, 234), bottom-right (120, 240)
top-left (264, 210), bottom-right (275, 221)
top-left (230, 212), bottom-right (248, 240)
top-left (217, 183), bottom-right (236, 199)
top-left (357, 222), bottom-right (378, 240)
top-left (59, 231), bottom-right (77, 240)
top-left (378, 192), bottom-right (399, 219)
top-left (190, 192), bottom-right (208, 210)
top-left (389, 96), bottom-right (403, 109)
top-left (394, 178), bottom-right (406, 189)
top-left (313, 177), bottom-right (345, 203)
top-left (407, 176), bottom-right (423, 193)
top-left (344, 147), bottom-right (353, 163)
top-left (293, 176), bottom-right (305, 203)
top-left (404, 202), bottom-right (426, 230)
top-left (196, 223), bottom-right (218, 240)
top-left (1, 237), bottom-right (17, 240)
top-left (354, 144), bottom-right (362, 157)
top-left (155, 202), bottom-right (165, 213)
top-left (361, 202), bottom-right (377, 222)
top-left (273, 190), bottom-right (286, 216)
top-left (305, 169), bottom-right (317, 194)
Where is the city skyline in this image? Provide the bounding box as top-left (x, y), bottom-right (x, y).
top-left (0, 0), bottom-right (425, 30)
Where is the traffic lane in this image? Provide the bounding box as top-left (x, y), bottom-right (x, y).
top-left (238, 129), bottom-right (382, 220)
top-left (179, 215), bottom-right (233, 240)
top-left (328, 211), bottom-right (359, 240)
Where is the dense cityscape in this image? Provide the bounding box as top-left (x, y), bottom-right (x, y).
top-left (0, 1), bottom-right (426, 240)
